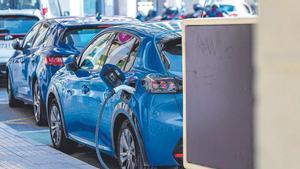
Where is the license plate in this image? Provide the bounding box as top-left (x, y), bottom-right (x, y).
top-left (0, 41), bottom-right (13, 49)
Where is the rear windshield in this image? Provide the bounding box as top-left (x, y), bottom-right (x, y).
top-left (0, 0), bottom-right (40, 10)
top-left (62, 27), bottom-right (104, 51)
top-left (0, 15), bottom-right (39, 34)
top-left (160, 37), bottom-right (182, 75)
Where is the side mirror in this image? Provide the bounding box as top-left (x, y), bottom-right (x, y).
top-left (12, 39), bottom-right (23, 50)
top-left (65, 55), bottom-right (78, 71)
top-left (100, 64), bottom-right (125, 90)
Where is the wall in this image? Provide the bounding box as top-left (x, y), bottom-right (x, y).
top-left (256, 0), bottom-right (300, 168)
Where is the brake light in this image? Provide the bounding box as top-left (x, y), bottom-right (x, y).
top-left (97, 25), bottom-right (111, 28)
top-left (142, 74), bottom-right (182, 94)
top-left (174, 153), bottom-right (183, 158)
top-left (45, 57), bottom-right (64, 66)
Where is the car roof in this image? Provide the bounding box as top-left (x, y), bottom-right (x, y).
top-left (47, 16), bottom-right (140, 27)
top-left (107, 21), bottom-right (182, 38)
top-left (0, 9), bottom-right (43, 19)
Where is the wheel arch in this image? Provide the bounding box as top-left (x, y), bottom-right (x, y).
top-left (46, 86), bottom-right (69, 138)
top-left (111, 102), bottom-right (150, 167)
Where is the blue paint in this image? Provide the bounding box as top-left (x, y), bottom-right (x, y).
top-left (47, 21), bottom-right (183, 167)
top-left (6, 16), bottom-right (140, 122)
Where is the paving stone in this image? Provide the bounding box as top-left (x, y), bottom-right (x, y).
top-left (0, 122), bottom-right (97, 169)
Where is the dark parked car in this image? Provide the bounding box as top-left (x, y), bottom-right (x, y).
top-left (6, 16), bottom-right (140, 125)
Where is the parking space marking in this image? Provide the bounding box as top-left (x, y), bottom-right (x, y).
top-left (1, 116), bottom-right (34, 124)
top-left (19, 129), bottom-right (49, 134)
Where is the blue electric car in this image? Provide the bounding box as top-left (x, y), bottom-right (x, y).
top-left (46, 21), bottom-right (183, 168)
top-left (6, 16), bottom-right (139, 125)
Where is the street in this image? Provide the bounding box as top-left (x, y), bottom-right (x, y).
top-left (0, 87), bottom-right (118, 169)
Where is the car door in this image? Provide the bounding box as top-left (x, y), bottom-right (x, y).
top-left (63, 32), bottom-right (115, 143)
top-left (12, 23), bottom-right (41, 98)
top-left (81, 31), bottom-right (140, 147)
top-left (23, 23), bottom-right (51, 100)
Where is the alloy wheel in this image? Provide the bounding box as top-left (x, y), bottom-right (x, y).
top-left (50, 103), bottom-right (62, 146)
top-left (119, 128), bottom-right (137, 169)
top-left (33, 83), bottom-right (41, 123)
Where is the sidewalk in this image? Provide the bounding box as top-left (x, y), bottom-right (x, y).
top-left (0, 123), bottom-right (97, 169)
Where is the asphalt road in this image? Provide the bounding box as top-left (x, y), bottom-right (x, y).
top-left (0, 87), bottom-right (119, 169)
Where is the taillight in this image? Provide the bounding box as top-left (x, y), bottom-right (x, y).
top-left (142, 74), bottom-right (182, 94)
top-left (45, 57), bottom-right (64, 66)
top-left (174, 153), bottom-right (183, 158)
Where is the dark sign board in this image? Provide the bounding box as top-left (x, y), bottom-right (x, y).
top-left (184, 19), bottom-right (256, 169)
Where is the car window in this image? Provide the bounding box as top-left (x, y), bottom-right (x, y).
top-left (43, 27), bottom-right (53, 46)
top-left (22, 23), bottom-right (41, 49)
top-left (80, 32), bottom-right (115, 71)
top-left (160, 37), bottom-right (182, 74)
top-left (0, 15), bottom-right (39, 34)
top-left (105, 32), bottom-right (139, 71)
top-left (62, 27), bottom-right (104, 51)
top-left (33, 23), bottom-right (50, 47)
top-left (0, 0), bottom-right (40, 10)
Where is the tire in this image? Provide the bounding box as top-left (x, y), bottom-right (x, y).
top-left (49, 98), bottom-right (77, 153)
top-left (33, 81), bottom-right (47, 126)
top-left (7, 74), bottom-right (23, 107)
top-left (117, 119), bottom-right (144, 169)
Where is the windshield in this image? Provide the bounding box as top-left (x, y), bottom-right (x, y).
top-left (62, 27), bottom-right (104, 51)
top-left (0, 0), bottom-right (40, 10)
top-left (160, 37), bottom-right (182, 76)
top-left (0, 15), bottom-right (39, 34)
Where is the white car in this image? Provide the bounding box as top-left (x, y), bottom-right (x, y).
top-left (0, 9), bottom-right (43, 85)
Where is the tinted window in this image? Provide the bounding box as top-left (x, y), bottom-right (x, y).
top-left (160, 37), bottom-right (182, 74)
top-left (33, 23), bottom-right (49, 47)
top-left (22, 23), bottom-right (41, 49)
top-left (62, 28), bottom-right (103, 51)
top-left (0, 0), bottom-right (40, 10)
top-left (0, 16), bottom-right (39, 34)
top-left (80, 33), bottom-right (114, 71)
top-left (105, 32), bottom-right (139, 71)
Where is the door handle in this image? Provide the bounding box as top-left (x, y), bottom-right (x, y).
top-left (81, 85), bottom-right (90, 94)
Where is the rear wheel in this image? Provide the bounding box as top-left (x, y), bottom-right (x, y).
top-left (49, 98), bottom-right (76, 152)
top-left (33, 81), bottom-right (47, 126)
top-left (7, 74), bottom-right (23, 107)
top-left (117, 119), bottom-right (144, 169)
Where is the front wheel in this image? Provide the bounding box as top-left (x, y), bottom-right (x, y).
top-left (33, 81), bottom-right (47, 126)
top-left (49, 98), bottom-right (76, 152)
top-left (117, 120), bottom-right (144, 169)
